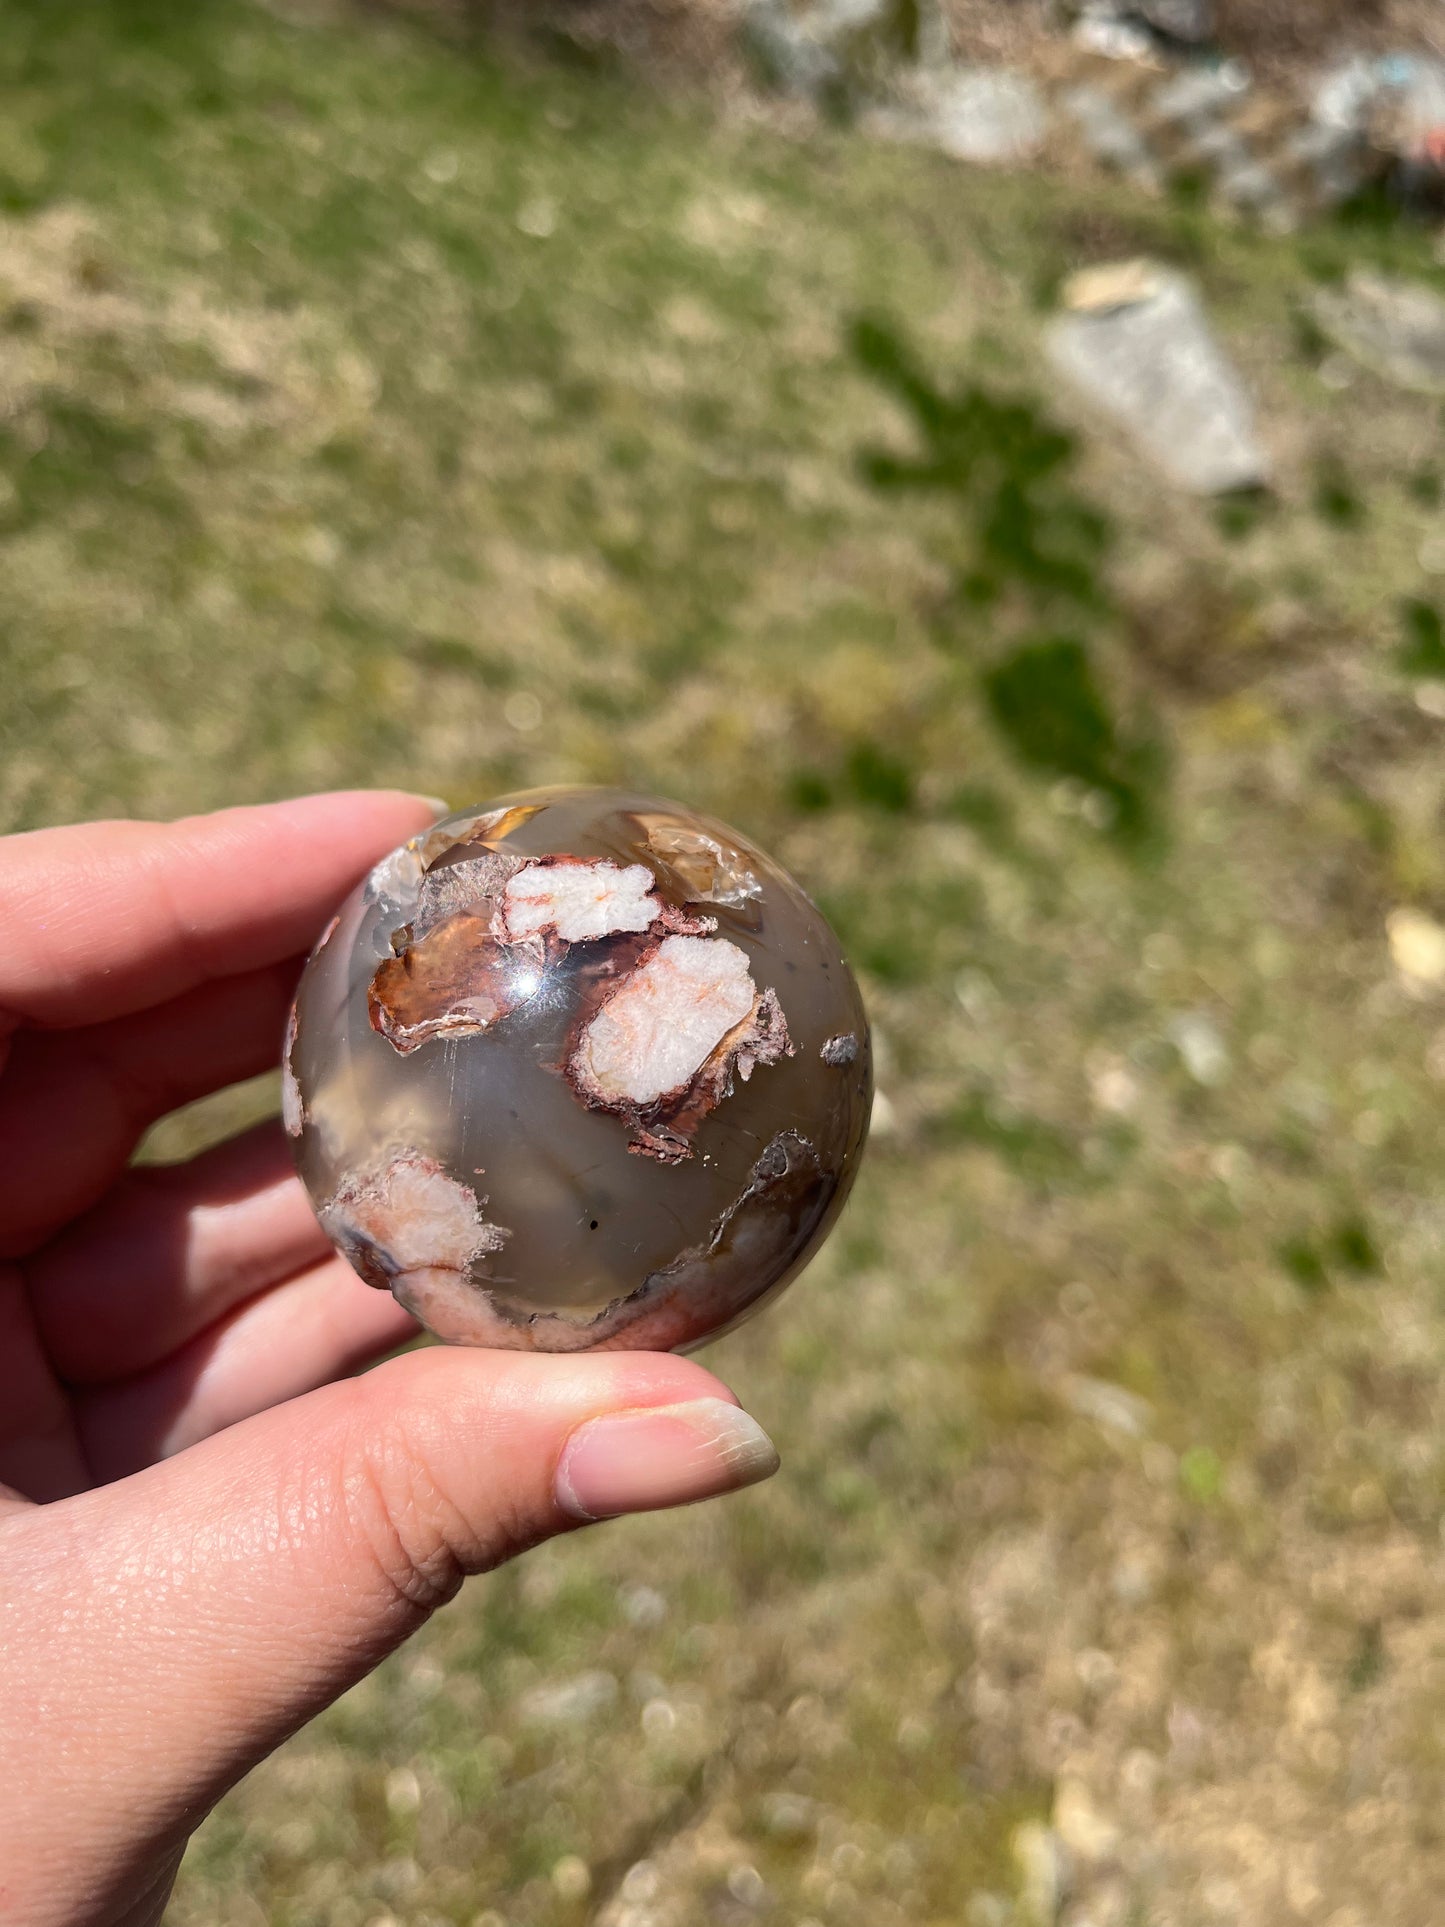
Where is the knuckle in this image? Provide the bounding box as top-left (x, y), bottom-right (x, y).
top-left (345, 1418), bottom-right (476, 1617)
top-left (333, 1375), bottom-right (559, 1617)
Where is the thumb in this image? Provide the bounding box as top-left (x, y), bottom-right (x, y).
top-left (2, 1346), bottom-right (777, 1927)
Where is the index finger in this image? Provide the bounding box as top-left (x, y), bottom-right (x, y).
top-left (0, 792), bottom-right (442, 1031)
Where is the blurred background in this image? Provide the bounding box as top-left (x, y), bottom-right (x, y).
top-left (8, 0), bottom-right (1445, 1922)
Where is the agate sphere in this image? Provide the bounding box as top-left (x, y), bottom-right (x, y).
top-left (286, 787), bottom-right (871, 1352)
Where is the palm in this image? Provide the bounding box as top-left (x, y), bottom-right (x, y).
top-left (0, 795), bottom-right (434, 1504)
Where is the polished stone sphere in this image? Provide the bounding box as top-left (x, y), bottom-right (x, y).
top-left (286, 786), bottom-right (871, 1351)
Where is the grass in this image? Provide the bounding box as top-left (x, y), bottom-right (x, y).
top-left (9, 1), bottom-right (1445, 1922)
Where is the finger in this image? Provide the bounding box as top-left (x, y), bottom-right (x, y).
top-left (0, 960), bottom-right (301, 1260)
top-left (0, 1266), bottom-right (90, 1505)
top-left (0, 791), bottom-right (440, 1034)
top-left (3, 1350), bottom-right (778, 1926)
top-left (78, 1256), bottom-right (418, 1480)
top-left (30, 1121), bottom-right (328, 1385)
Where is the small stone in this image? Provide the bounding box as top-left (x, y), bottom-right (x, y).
top-left (551, 1855), bottom-right (592, 1901)
top-left (1067, 12), bottom-right (1157, 62)
top-left (520, 1670), bottom-right (619, 1728)
top-left (1135, 0), bottom-right (1212, 43)
top-left (762, 1791), bottom-right (822, 1840)
top-left (1169, 1011), bottom-right (1229, 1086)
top-left (621, 1583), bottom-right (668, 1629)
top-left (622, 1862), bottom-right (661, 1902)
top-left (740, 0), bottom-right (852, 101)
top-left (876, 66), bottom-right (1050, 165)
top-left (383, 1766), bottom-right (423, 1817)
top-left (1059, 1375), bottom-right (1152, 1439)
top-left (640, 1698), bottom-right (676, 1738)
top-left (1310, 53), bottom-right (1388, 136)
top-left (1388, 908), bottom-right (1445, 986)
top-left (1066, 0), bottom-right (1214, 47)
top-left (1089, 1061), bottom-right (1140, 1116)
top-left (1149, 62), bottom-right (1249, 126)
top-left (1312, 273), bottom-right (1445, 396)
top-left (515, 198), bottom-right (557, 240)
top-left (727, 1864), bottom-right (768, 1909)
top-left (1060, 85), bottom-right (1161, 186)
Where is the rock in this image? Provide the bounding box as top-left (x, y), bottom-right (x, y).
top-left (1068, 11), bottom-right (1159, 62)
top-left (1060, 83), bottom-right (1161, 186)
top-left (875, 64), bottom-right (1050, 163)
top-left (1388, 908), bottom-right (1445, 987)
top-left (1283, 119), bottom-right (1372, 209)
top-left (761, 1791), bottom-right (822, 1840)
top-left (620, 1582), bottom-right (668, 1629)
top-left (1046, 265), bottom-right (1268, 494)
top-left (741, 0), bottom-right (849, 101)
top-left (1061, 0), bottom-right (1212, 56)
top-left (1149, 62), bottom-right (1250, 129)
top-left (741, 0), bottom-right (946, 104)
top-left (1169, 1010), bottom-right (1229, 1085)
top-left (519, 1670), bottom-right (619, 1728)
top-left (1310, 54), bottom-right (1385, 136)
top-left (1312, 273), bottom-right (1445, 396)
top-left (1134, 0), bottom-right (1212, 45)
top-left (1059, 1374), bottom-right (1153, 1439)
top-left (551, 1856), bottom-right (592, 1902)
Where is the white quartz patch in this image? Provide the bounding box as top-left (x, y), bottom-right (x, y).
top-left (574, 935), bottom-right (758, 1106)
top-left (321, 1151), bottom-right (507, 1284)
top-left (501, 860), bottom-right (660, 945)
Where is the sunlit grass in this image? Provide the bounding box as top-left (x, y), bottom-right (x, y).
top-left (9, 2), bottom-right (1445, 1922)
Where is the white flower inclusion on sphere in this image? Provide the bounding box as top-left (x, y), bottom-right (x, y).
top-left (285, 787), bottom-right (872, 1352)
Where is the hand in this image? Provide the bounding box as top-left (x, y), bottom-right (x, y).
top-left (0, 794), bottom-right (779, 1927)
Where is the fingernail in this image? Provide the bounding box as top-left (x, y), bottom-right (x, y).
top-left (415, 794), bottom-right (451, 817)
top-left (555, 1398), bottom-right (780, 1523)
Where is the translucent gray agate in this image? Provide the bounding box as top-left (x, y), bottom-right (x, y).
top-left (286, 786), bottom-right (871, 1352)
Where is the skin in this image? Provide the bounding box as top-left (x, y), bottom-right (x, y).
top-left (0, 793), bottom-right (776, 1927)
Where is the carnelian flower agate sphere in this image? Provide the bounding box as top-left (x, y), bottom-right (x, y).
top-left (286, 787), bottom-right (872, 1352)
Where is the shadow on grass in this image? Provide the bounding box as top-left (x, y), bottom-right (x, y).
top-left (849, 312), bottom-right (1168, 858)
